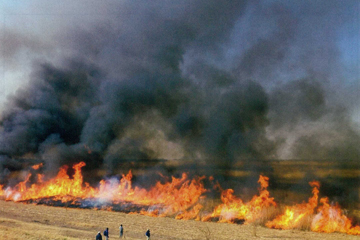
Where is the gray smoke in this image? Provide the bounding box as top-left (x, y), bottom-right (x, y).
top-left (0, 0), bottom-right (359, 178)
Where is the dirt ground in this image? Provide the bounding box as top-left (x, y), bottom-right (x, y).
top-left (0, 200), bottom-right (358, 240)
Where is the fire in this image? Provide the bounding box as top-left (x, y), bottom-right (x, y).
top-left (265, 181), bottom-right (360, 235)
top-left (4, 162), bottom-right (96, 202)
top-left (0, 162), bottom-right (359, 235)
top-left (266, 181), bottom-right (320, 229)
top-left (311, 197), bottom-right (360, 234)
top-left (97, 172), bottom-right (207, 218)
top-left (202, 175), bottom-right (276, 224)
top-left (31, 163), bottom-right (43, 170)
top-left (2, 162), bottom-right (207, 219)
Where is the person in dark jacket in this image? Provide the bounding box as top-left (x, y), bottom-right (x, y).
top-left (119, 224), bottom-right (124, 238)
top-left (104, 228), bottom-right (109, 240)
top-left (96, 231), bottom-right (102, 240)
top-left (145, 229), bottom-right (150, 240)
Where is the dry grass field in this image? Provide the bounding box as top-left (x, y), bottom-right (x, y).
top-left (0, 200), bottom-right (358, 240)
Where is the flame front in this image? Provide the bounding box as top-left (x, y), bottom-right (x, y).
top-left (202, 175), bottom-right (276, 224)
top-left (2, 162), bottom-right (206, 219)
top-left (266, 181), bottom-right (320, 229)
top-left (0, 162), bottom-right (359, 235)
top-left (97, 172), bottom-right (207, 218)
top-left (5, 162), bottom-right (96, 202)
top-left (311, 197), bottom-right (360, 234)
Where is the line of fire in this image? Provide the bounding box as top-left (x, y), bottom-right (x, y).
top-left (0, 161), bottom-right (359, 235)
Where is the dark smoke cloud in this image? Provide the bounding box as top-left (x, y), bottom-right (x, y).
top-left (269, 78), bottom-right (327, 130)
top-left (0, 0), bottom-right (359, 178)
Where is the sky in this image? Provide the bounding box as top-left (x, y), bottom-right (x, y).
top-left (0, 0), bottom-right (359, 173)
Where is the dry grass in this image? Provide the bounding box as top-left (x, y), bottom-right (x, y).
top-left (252, 206), bottom-right (280, 226)
top-left (0, 200), bottom-right (358, 240)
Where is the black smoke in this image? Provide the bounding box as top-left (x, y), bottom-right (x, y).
top-left (0, 0), bottom-right (359, 180)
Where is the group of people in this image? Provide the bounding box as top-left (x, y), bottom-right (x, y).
top-left (95, 225), bottom-right (151, 239)
top-left (96, 227), bottom-right (110, 240)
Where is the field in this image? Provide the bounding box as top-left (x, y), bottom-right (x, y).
top-left (0, 200), bottom-right (358, 240)
top-left (0, 159), bottom-right (359, 239)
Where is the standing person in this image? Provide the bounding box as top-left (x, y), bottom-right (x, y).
top-left (96, 231), bottom-right (102, 240)
top-left (119, 224), bottom-right (124, 238)
top-left (145, 229), bottom-right (150, 240)
top-left (104, 227), bottom-right (109, 240)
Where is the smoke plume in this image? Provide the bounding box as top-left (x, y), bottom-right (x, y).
top-left (0, 0), bottom-right (359, 179)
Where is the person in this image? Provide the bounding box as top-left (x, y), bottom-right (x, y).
top-left (96, 231), bottom-right (102, 240)
top-left (145, 229), bottom-right (150, 240)
top-left (119, 224), bottom-right (124, 238)
top-left (104, 227), bottom-right (109, 240)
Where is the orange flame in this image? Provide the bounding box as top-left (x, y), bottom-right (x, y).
top-left (2, 162), bottom-right (207, 219)
top-left (202, 175), bottom-right (276, 224)
top-left (0, 162), bottom-right (359, 235)
top-left (266, 181), bottom-right (320, 229)
top-left (5, 162), bottom-right (96, 202)
top-left (311, 197), bottom-right (360, 234)
top-left (31, 163), bottom-right (43, 170)
top-left (96, 172), bottom-right (207, 218)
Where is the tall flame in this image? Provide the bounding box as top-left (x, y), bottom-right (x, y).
top-left (201, 175), bottom-right (276, 224)
top-left (311, 197), bottom-right (360, 234)
top-left (265, 181), bottom-right (320, 229)
top-left (4, 162), bottom-right (96, 202)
